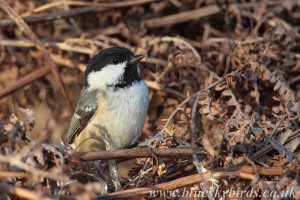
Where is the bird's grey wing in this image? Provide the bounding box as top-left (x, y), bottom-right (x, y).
top-left (67, 89), bottom-right (99, 144)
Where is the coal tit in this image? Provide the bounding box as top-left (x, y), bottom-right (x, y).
top-left (67, 47), bottom-right (149, 152)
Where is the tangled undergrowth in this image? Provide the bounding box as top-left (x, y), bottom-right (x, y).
top-left (0, 0), bottom-right (300, 199)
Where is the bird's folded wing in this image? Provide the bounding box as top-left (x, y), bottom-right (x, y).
top-left (66, 89), bottom-right (99, 144)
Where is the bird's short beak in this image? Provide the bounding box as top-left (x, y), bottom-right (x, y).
top-left (128, 54), bottom-right (144, 64)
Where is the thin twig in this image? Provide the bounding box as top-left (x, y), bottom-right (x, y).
top-left (190, 93), bottom-right (213, 200)
top-left (145, 80), bottom-right (186, 99)
top-left (145, 5), bottom-right (221, 28)
top-left (23, 0), bottom-right (155, 15)
top-left (0, 171), bottom-right (30, 178)
top-left (60, 0), bottom-right (82, 35)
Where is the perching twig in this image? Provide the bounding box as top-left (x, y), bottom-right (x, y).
top-left (66, 147), bottom-right (206, 163)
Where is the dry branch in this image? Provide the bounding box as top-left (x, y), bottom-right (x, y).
top-left (0, 7), bottom-right (96, 27)
top-left (0, 67), bottom-right (50, 99)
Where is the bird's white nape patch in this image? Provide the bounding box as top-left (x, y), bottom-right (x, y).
top-left (87, 62), bottom-right (126, 90)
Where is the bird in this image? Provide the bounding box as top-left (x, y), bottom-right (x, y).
top-left (66, 47), bottom-right (149, 152)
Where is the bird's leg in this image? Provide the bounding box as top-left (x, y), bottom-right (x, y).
top-left (104, 138), bottom-right (122, 191)
top-left (109, 159), bottom-right (122, 191)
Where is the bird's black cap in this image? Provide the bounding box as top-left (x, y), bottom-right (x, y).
top-left (84, 47), bottom-right (144, 89)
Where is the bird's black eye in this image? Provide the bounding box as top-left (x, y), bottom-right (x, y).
top-left (113, 58), bottom-right (119, 64)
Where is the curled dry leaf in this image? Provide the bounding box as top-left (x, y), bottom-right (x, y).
top-left (157, 162), bottom-right (167, 177)
top-left (19, 107), bottom-right (35, 131)
top-left (202, 118), bottom-right (225, 157)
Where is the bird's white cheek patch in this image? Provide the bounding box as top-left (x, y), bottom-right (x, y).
top-left (87, 62), bottom-right (126, 90)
